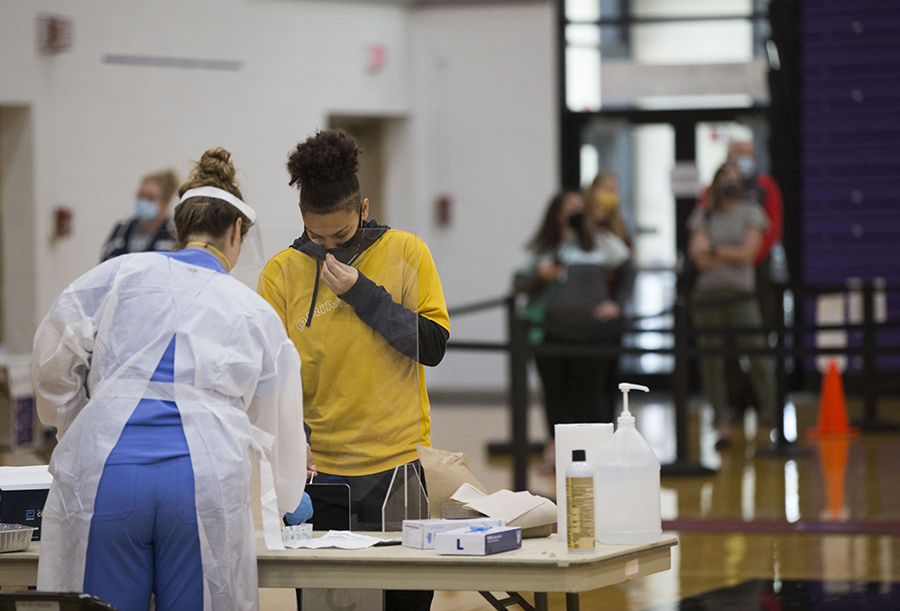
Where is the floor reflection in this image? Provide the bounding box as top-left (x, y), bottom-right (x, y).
top-left (428, 392), bottom-right (900, 610)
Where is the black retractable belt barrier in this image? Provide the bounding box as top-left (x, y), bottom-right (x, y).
top-left (445, 280), bottom-right (900, 490)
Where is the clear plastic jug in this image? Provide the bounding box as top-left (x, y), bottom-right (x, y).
top-left (596, 383), bottom-right (662, 545)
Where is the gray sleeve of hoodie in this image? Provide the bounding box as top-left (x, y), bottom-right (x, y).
top-left (339, 273), bottom-right (448, 367)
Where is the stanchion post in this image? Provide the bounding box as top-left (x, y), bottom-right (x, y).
top-left (775, 283), bottom-right (789, 447)
top-left (661, 296), bottom-right (716, 476)
top-left (853, 280), bottom-right (897, 431)
top-left (863, 281), bottom-right (877, 421)
top-left (755, 283), bottom-right (813, 458)
top-left (507, 296), bottom-right (531, 491)
top-left (673, 296), bottom-right (689, 462)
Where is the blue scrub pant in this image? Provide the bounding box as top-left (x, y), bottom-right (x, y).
top-left (83, 456), bottom-right (203, 611)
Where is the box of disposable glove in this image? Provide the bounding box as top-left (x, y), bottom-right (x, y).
top-left (402, 517), bottom-right (505, 549)
top-left (434, 525), bottom-right (522, 556)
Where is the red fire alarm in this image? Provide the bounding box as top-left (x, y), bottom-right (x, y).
top-left (367, 44), bottom-right (386, 73)
top-left (53, 206), bottom-right (73, 239)
top-left (435, 194), bottom-right (452, 227)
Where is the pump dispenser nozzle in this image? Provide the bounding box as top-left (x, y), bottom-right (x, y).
top-left (617, 382), bottom-right (650, 423)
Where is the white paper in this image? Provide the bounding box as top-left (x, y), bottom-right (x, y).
top-left (450, 482), bottom-right (487, 504)
top-left (284, 530), bottom-right (389, 550)
top-left (555, 423), bottom-right (614, 543)
top-left (463, 490), bottom-right (543, 524)
top-left (450, 485), bottom-right (557, 529)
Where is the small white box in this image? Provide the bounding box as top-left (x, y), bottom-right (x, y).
top-left (434, 526), bottom-right (522, 556)
top-left (282, 523), bottom-right (313, 543)
top-left (401, 517), bottom-right (505, 549)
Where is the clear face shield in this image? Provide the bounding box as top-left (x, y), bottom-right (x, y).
top-left (231, 221), bottom-right (265, 287)
top-left (179, 186), bottom-right (264, 286)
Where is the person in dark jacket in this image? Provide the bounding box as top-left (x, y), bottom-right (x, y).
top-left (100, 168), bottom-right (179, 261)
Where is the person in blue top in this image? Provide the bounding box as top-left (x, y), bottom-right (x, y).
top-left (32, 148), bottom-right (309, 611)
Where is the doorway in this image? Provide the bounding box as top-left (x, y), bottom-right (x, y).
top-left (328, 116), bottom-right (386, 224)
top-left (0, 106), bottom-right (37, 356)
top-left (575, 109), bottom-right (771, 379)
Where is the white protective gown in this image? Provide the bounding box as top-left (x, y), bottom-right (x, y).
top-left (31, 252), bottom-right (306, 611)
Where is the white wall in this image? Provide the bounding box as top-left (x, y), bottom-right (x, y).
top-left (1, 0), bottom-right (411, 310)
top-left (410, 3), bottom-right (557, 391)
top-left (0, 0), bottom-right (557, 392)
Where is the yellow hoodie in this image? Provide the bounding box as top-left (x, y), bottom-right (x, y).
top-left (258, 226), bottom-right (449, 476)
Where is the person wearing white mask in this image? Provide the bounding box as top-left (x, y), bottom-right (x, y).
top-left (33, 148), bottom-right (309, 611)
top-left (100, 168), bottom-right (179, 261)
top-left (688, 162), bottom-right (777, 449)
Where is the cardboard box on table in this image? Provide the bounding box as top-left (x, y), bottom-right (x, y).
top-left (417, 445), bottom-right (558, 538)
top-left (0, 355), bottom-right (39, 452)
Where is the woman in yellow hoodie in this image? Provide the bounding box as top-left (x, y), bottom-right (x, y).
top-left (258, 129), bottom-right (449, 611)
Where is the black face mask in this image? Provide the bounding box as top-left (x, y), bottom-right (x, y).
top-left (567, 212), bottom-right (585, 231)
top-left (310, 209), bottom-right (364, 265)
top-left (720, 181), bottom-right (741, 199)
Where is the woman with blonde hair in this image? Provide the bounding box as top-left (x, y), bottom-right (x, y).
top-left (101, 168), bottom-right (180, 261)
top-left (586, 170), bottom-right (631, 246)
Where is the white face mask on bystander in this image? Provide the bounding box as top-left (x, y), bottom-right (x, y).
top-left (735, 155), bottom-right (756, 178)
top-left (134, 198), bottom-right (159, 221)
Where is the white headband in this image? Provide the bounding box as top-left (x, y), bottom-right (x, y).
top-left (180, 186), bottom-right (257, 223)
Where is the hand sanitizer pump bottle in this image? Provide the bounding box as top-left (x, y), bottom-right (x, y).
top-left (596, 383), bottom-right (662, 545)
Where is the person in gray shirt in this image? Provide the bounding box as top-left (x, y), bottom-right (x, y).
top-left (688, 162), bottom-right (776, 449)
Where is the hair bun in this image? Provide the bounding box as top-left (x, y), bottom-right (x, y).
top-left (195, 147), bottom-right (236, 185)
top-left (287, 130), bottom-right (360, 187)
top-left (178, 147), bottom-right (242, 200)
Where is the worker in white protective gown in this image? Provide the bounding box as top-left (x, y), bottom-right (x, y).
top-left (31, 148), bottom-right (307, 611)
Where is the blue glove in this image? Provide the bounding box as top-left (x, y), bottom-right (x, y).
top-left (284, 492), bottom-right (314, 526)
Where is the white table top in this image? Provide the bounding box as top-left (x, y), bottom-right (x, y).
top-left (0, 532), bottom-right (678, 594)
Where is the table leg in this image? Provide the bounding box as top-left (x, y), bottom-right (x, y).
top-left (534, 592), bottom-right (549, 611)
top-left (566, 592), bottom-right (580, 611)
top-left (479, 591), bottom-right (536, 610)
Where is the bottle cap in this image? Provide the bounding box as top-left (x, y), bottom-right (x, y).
top-left (572, 449), bottom-right (586, 462)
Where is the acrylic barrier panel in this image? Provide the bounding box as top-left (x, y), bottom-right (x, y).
top-left (302, 229), bottom-right (444, 531)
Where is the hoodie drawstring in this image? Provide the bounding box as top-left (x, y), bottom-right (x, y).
top-left (306, 259), bottom-right (322, 328)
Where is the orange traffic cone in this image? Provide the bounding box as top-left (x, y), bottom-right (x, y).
top-left (807, 359), bottom-right (859, 440)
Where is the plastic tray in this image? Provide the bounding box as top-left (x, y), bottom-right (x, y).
top-left (0, 523), bottom-right (38, 553)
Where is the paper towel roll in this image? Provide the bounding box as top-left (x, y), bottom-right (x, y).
top-left (555, 423), bottom-right (614, 543)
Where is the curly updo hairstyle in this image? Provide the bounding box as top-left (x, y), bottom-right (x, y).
top-left (287, 130), bottom-right (362, 214)
top-left (174, 147), bottom-right (252, 249)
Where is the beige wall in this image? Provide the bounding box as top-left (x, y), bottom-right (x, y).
top-left (0, 0), bottom-right (557, 392)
